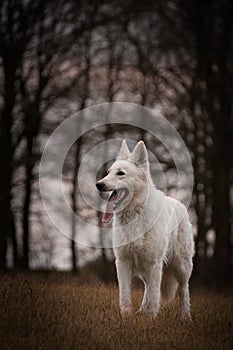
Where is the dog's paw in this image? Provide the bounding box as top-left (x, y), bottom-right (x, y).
top-left (120, 306), bottom-right (133, 317)
top-left (136, 306), bottom-right (157, 319)
top-left (181, 313), bottom-right (193, 323)
top-left (136, 306), bottom-right (145, 316)
top-left (136, 307), bottom-right (143, 315)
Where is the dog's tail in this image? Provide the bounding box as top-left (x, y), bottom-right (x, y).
top-left (161, 266), bottom-right (178, 303)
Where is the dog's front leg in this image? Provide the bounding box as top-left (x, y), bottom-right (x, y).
top-left (115, 259), bottom-right (132, 316)
top-left (142, 261), bottom-right (163, 318)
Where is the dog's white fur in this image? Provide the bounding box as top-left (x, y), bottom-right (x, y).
top-left (97, 140), bottom-right (194, 319)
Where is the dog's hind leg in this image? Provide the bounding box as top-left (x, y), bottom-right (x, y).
top-left (137, 279), bottom-right (148, 314)
top-left (173, 258), bottom-right (193, 319)
top-left (173, 216), bottom-right (194, 319)
top-left (161, 266), bottom-right (178, 303)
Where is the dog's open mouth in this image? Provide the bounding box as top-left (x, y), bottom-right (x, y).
top-left (102, 188), bottom-right (129, 223)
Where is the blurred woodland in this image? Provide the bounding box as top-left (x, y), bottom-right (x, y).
top-left (0, 0), bottom-right (232, 286)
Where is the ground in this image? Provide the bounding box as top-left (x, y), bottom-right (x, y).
top-left (0, 273), bottom-right (232, 350)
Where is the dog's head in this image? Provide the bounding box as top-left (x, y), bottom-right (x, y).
top-left (96, 140), bottom-right (150, 223)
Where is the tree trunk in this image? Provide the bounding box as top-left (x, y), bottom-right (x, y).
top-left (0, 59), bottom-right (16, 271)
top-left (22, 163), bottom-right (33, 269)
top-left (10, 211), bottom-right (18, 267)
top-left (212, 135), bottom-right (232, 285)
top-left (22, 134), bottom-right (34, 269)
top-left (70, 141), bottom-right (81, 274)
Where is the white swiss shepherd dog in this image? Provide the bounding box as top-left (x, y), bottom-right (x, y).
top-left (96, 140), bottom-right (194, 319)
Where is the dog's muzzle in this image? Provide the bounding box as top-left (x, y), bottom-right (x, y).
top-left (96, 182), bottom-right (106, 191)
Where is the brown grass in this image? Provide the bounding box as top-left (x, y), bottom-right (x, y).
top-left (0, 274), bottom-right (232, 350)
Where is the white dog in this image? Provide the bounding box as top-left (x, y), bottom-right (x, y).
top-left (96, 140), bottom-right (194, 319)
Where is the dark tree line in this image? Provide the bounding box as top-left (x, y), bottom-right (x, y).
top-left (0, 0), bottom-right (232, 285)
top-left (162, 0), bottom-right (233, 284)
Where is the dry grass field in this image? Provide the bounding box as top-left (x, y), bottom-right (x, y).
top-left (0, 273), bottom-right (232, 350)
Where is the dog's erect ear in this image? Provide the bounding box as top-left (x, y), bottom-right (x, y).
top-left (130, 141), bottom-right (148, 167)
top-left (117, 140), bottom-right (131, 160)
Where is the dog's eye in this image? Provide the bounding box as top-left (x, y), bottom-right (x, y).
top-left (117, 171), bottom-right (125, 176)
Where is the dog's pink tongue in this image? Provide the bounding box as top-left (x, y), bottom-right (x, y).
top-left (102, 192), bottom-right (116, 223)
top-left (102, 201), bottom-right (114, 223)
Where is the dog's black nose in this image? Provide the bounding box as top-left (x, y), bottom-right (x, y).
top-left (96, 182), bottom-right (105, 191)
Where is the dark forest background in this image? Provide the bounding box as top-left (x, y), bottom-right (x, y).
top-left (0, 0), bottom-right (232, 286)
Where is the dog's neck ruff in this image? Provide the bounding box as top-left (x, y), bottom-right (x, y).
top-left (112, 185), bottom-right (165, 247)
top-left (114, 177), bottom-right (155, 225)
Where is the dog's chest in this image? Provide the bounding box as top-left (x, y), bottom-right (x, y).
top-left (115, 237), bottom-right (156, 272)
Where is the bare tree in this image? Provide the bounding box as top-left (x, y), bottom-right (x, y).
top-left (0, 0), bottom-right (124, 270)
top-left (0, 0), bottom-right (45, 270)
